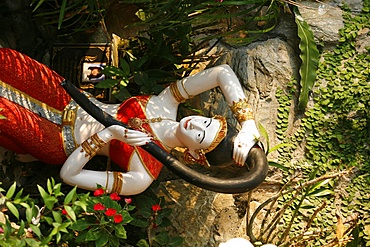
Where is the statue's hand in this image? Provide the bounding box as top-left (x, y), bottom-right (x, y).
top-left (107, 125), bottom-right (152, 146)
top-left (233, 120), bottom-right (260, 166)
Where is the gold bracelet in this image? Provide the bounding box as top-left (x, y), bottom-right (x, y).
top-left (170, 81), bottom-right (186, 103)
top-left (80, 133), bottom-right (106, 158)
top-left (180, 79), bottom-right (193, 99)
top-left (230, 98), bottom-right (254, 122)
top-left (111, 172), bottom-right (123, 194)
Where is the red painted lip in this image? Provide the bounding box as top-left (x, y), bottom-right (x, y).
top-left (184, 119), bottom-right (191, 129)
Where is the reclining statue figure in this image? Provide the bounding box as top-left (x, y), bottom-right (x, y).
top-left (0, 48), bottom-right (268, 196)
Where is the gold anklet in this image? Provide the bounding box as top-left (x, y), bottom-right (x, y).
top-left (111, 172), bottom-right (123, 194)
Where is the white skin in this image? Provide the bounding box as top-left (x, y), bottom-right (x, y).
top-left (60, 64), bottom-right (260, 195)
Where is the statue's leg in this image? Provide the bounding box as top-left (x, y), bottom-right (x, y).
top-left (0, 48), bottom-right (70, 111)
top-left (0, 96), bottom-right (66, 165)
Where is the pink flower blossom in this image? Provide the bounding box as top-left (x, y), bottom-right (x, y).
top-left (124, 198), bottom-right (132, 204)
top-left (110, 192), bottom-right (121, 201)
top-left (93, 203), bottom-right (105, 211)
top-left (94, 188), bottom-right (105, 197)
top-left (151, 204), bottom-right (161, 212)
top-left (114, 214), bottom-right (123, 223)
top-left (105, 208), bottom-right (117, 217)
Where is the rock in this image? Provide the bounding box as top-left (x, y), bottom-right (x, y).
top-left (298, 1), bottom-right (344, 49)
top-left (356, 28), bottom-right (370, 54)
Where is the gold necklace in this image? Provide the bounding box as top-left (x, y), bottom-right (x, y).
top-left (128, 117), bottom-right (176, 150)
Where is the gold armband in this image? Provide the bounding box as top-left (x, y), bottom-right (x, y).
top-left (80, 133), bottom-right (106, 158)
top-left (170, 81), bottom-right (187, 103)
top-left (230, 98), bottom-right (254, 122)
top-left (111, 172), bottom-right (123, 194)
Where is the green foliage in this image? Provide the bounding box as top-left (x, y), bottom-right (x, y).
top-left (0, 179), bottom-right (182, 247)
top-left (124, 0), bottom-right (280, 46)
top-left (269, 1), bottom-right (370, 246)
top-left (293, 6), bottom-right (320, 111)
top-left (97, 0), bottom-right (282, 100)
top-left (31, 0), bottom-right (107, 36)
top-left (248, 170), bottom-right (352, 246)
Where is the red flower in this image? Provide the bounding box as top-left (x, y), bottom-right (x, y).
top-left (93, 203), bottom-right (105, 211)
top-left (61, 209), bottom-right (68, 215)
top-left (105, 208), bottom-right (117, 217)
top-left (124, 198), bottom-right (132, 204)
top-left (94, 188), bottom-right (105, 197)
top-left (113, 214), bottom-right (123, 223)
top-left (151, 204), bottom-right (161, 212)
top-left (110, 192), bottom-right (121, 201)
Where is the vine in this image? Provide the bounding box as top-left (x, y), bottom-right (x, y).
top-left (251, 1), bottom-right (370, 246)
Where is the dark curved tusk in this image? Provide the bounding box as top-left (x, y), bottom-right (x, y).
top-left (61, 80), bottom-right (269, 193)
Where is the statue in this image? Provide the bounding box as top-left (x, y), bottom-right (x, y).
top-left (0, 48), bottom-right (268, 196)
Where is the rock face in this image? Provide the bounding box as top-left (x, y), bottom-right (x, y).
top-left (156, 1), bottom-right (365, 246)
top-left (160, 37), bottom-right (300, 246)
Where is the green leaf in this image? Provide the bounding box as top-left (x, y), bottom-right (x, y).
top-left (6, 201), bottom-right (19, 219)
top-left (113, 87), bottom-right (131, 101)
top-left (121, 210), bottom-right (134, 224)
top-left (74, 200), bottom-right (88, 212)
top-left (64, 186), bottom-right (77, 205)
top-left (37, 185), bottom-right (48, 199)
top-left (153, 231), bottom-right (170, 245)
top-left (136, 239), bottom-right (150, 247)
top-left (95, 79), bottom-right (119, 89)
top-left (309, 178), bottom-right (332, 192)
top-left (32, 0), bottom-right (47, 12)
top-left (47, 179), bottom-right (53, 194)
top-left (86, 228), bottom-right (101, 241)
top-left (308, 188), bottom-right (334, 197)
top-left (130, 218), bottom-right (149, 228)
top-left (114, 224), bottom-right (127, 239)
top-left (268, 161), bottom-right (289, 172)
top-left (64, 205), bottom-right (76, 222)
top-left (258, 122), bottom-right (269, 153)
top-left (17, 220), bottom-right (25, 237)
top-left (30, 224), bottom-right (42, 238)
top-left (95, 233), bottom-right (109, 247)
top-left (52, 210), bottom-right (63, 224)
top-left (169, 236), bottom-right (184, 246)
top-left (58, 0), bottom-right (67, 29)
top-left (120, 58), bottom-right (131, 76)
top-left (70, 219), bottom-right (92, 231)
top-left (14, 188), bottom-right (24, 200)
top-left (102, 66), bottom-right (126, 77)
top-left (268, 143), bottom-right (294, 154)
top-left (6, 182), bottom-right (17, 199)
top-left (44, 196), bottom-right (58, 210)
top-left (293, 6), bottom-right (320, 110)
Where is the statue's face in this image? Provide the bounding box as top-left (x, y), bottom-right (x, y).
top-left (177, 116), bottom-right (221, 150)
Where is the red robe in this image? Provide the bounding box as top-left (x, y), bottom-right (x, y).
top-left (0, 48), bottom-right (165, 179)
top-left (110, 96), bottom-right (166, 179)
top-left (0, 48), bottom-right (69, 164)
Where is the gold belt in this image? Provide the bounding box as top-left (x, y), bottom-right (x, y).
top-left (61, 100), bottom-right (78, 157)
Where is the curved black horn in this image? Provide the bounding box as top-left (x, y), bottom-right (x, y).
top-left (61, 80), bottom-right (268, 194)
